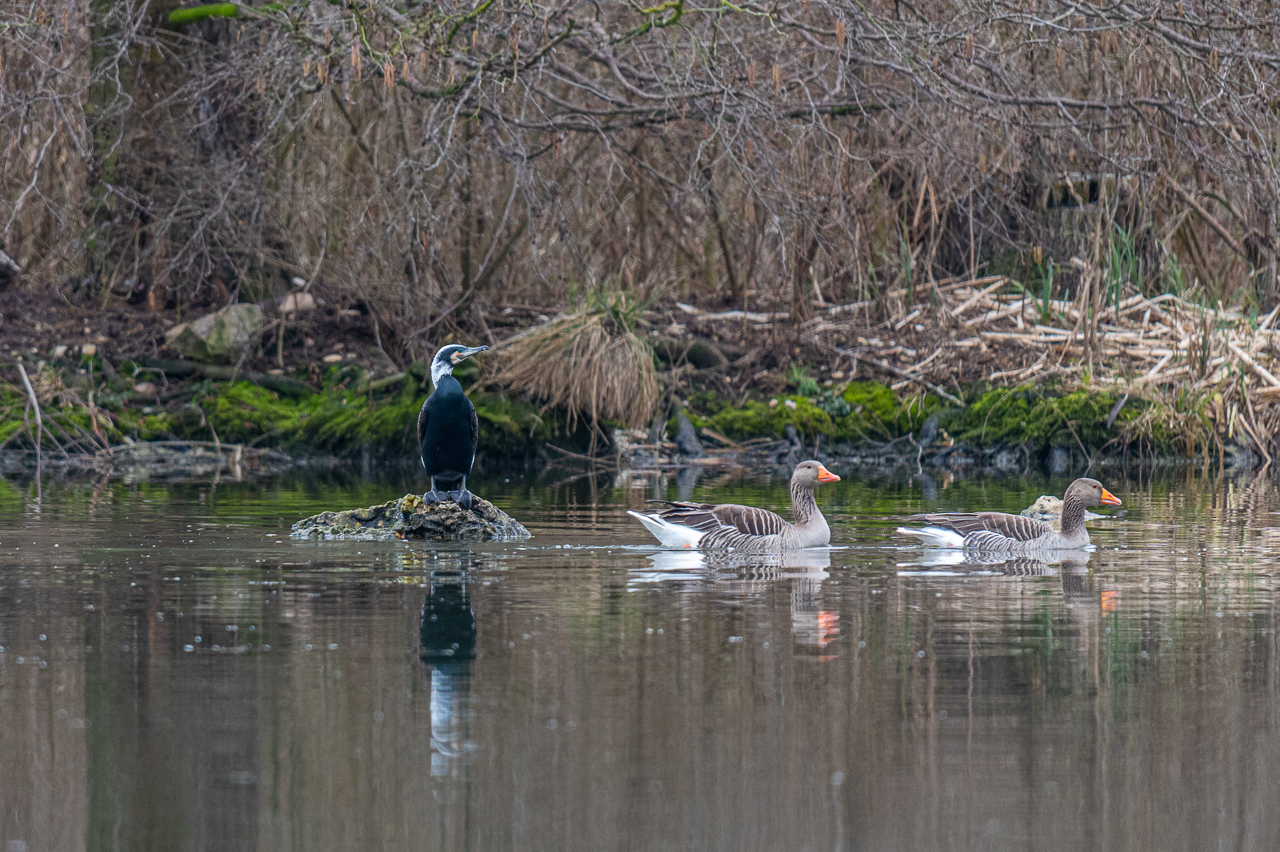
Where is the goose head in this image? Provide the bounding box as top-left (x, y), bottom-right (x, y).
top-left (792, 460), bottom-right (840, 489)
top-left (1065, 477), bottom-right (1122, 508)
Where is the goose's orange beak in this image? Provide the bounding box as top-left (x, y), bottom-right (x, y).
top-left (817, 466), bottom-right (841, 483)
top-left (1099, 488), bottom-right (1122, 507)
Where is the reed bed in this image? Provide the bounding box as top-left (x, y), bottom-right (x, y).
top-left (792, 276), bottom-right (1280, 462)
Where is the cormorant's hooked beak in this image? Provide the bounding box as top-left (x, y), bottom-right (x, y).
top-left (450, 345), bottom-right (489, 365)
top-left (816, 466), bottom-right (840, 483)
top-left (1099, 488), bottom-right (1122, 507)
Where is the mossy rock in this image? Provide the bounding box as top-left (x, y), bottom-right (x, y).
top-left (290, 493), bottom-right (531, 542)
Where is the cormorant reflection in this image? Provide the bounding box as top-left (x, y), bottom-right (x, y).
top-left (420, 573), bottom-right (478, 777)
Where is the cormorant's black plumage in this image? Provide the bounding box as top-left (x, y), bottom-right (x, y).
top-left (418, 344), bottom-right (487, 508)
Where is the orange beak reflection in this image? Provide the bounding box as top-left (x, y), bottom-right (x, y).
top-left (1099, 488), bottom-right (1122, 507)
top-left (817, 466), bottom-right (840, 483)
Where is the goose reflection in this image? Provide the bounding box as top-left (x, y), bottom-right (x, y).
top-left (420, 572), bottom-right (478, 777)
top-left (896, 549), bottom-right (1094, 576)
top-left (897, 550), bottom-right (1099, 603)
top-left (632, 548), bottom-right (839, 656)
top-left (636, 547), bottom-right (832, 582)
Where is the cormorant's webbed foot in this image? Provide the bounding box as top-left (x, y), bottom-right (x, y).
top-left (423, 489), bottom-right (447, 505)
top-left (448, 489), bottom-right (476, 510)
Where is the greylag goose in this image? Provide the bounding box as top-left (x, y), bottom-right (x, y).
top-left (896, 477), bottom-right (1121, 553)
top-left (628, 460), bottom-right (840, 552)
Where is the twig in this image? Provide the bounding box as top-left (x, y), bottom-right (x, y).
top-left (866, 356), bottom-right (965, 407)
top-left (950, 277), bottom-right (1008, 317)
top-left (1227, 342), bottom-right (1280, 388)
top-left (16, 363), bottom-right (43, 468)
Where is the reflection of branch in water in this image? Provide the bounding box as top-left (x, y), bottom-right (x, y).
top-left (420, 574), bottom-right (479, 777)
top-left (543, 467), bottom-right (612, 490)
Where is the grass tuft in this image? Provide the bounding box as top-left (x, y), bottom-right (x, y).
top-left (489, 287), bottom-right (659, 433)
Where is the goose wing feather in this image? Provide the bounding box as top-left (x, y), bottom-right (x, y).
top-left (711, 504), bottom-right (790, 536)
top-left (651, 501), bottom-right (789, 536)
top-left (910, 511), bottom-right (1052, 543)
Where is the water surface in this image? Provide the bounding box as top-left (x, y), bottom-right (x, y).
top-left (1, 465), bottom-right (1278, 851)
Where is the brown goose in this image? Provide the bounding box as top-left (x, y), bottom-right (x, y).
top-left (896, 477), bottom-right (1121, 553)
top-left (628, 460), bottom-right (840, 552)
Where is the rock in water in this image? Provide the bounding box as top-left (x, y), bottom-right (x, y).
top-left (291, 493), bottom-right (530, 542)
top-left (674, 408), bottom-right (704, 458)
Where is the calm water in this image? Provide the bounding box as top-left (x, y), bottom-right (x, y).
top-left (1, 464), bottom-right (1279, 851)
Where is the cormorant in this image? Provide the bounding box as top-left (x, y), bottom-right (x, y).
top-left (418, 343), bottom-right (488, 509)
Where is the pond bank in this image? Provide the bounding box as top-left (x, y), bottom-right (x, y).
top-left (0, 351), bottom-right (1264, 478)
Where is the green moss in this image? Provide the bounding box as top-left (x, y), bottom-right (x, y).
top-left (115, 409), bottom-right (176, 441)
top-left (834, 382), bottom-right (937, 441)
top-left (695, 395), bottom-right (835, 441)
top-left (0, 419), bottom-right (21, 444)
top-left (203, 382), bottom-right (304, 441)
top-left (475, 394), bottom-right (554, 452)
top-left (166, 380), bottom-right (559, 457)
top-left (950, 386), bottom-right (1142, 453)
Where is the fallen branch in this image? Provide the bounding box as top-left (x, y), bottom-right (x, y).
top-left (135, 358), bottom-right (315, 396)
top-left (16, 362), bottom-right (43, 468)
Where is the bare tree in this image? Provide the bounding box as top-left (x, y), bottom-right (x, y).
top-left (4, 0), bottom-right (1278, 357)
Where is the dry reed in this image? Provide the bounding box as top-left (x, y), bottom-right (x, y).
top-left (490, 298), bottom-right (659, 436)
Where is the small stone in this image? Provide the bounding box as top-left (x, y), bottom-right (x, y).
top-left (134, 381), bottom-right (158, 396)
top-left (81, 343), bottom-right (96, 357)
top-left (322, 353), bottom-right (343, 363)
top-left (769, 398), bottom-right (779, 408)
top-left (784, 399), bottom-right (798, 410)
top-left (279, 292), bottom-right (316, 314)
top-left (267, 368), bottom-right (284, 375)
top-left (52, 345), bottom-right (67, 359)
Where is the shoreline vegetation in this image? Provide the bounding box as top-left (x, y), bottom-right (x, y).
top-left (1, 277), bottom-right (1275, 477)
top-left (5, 2), bottom-right (1280, 474)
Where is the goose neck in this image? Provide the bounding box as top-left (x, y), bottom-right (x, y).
top-left (791, 481), bottom-right (819, 525)
top-left (1060, 493), bottom-right (1087, 536)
